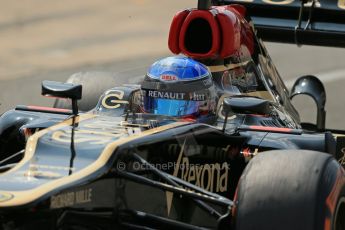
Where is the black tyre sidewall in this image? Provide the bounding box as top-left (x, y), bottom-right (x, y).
top-left (234, 150), bottom-right (345, 230)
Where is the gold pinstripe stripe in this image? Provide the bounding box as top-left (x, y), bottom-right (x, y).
top-left (0, 114), bottom-right (188, 207)
top-left (3, 114), bottom-right (96, 175)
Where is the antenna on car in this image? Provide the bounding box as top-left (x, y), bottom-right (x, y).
top-left (198, 0), bottom-right (212, 10)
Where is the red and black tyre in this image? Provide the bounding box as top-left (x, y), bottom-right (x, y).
top-left (234, 150), bottom-right (345, 230)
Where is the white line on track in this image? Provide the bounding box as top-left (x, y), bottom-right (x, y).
top-left (285, 69), bottom-right (345, 88)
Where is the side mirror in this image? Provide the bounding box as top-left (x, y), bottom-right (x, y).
top-left (222, 96), bottom-right (270, 131)
top-left (42, 81), bottom-right (82, 115)
top-left (290, 75), bottom-right (326, 130)
top-left (223, 97), bottom-right (270, 115)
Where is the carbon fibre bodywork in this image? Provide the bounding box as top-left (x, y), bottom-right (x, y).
top-left (0, 0), bottom-right (344, 229)
top-left (0, 93), bottom-right (343, 229)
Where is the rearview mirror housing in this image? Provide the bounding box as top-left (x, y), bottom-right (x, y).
top-left (42, 81), bottom-right (82, 115)
top-left (222, 96), bottom-right (271, 132)
top-left (223, 97), bottom-right (270, 115)
top-left (42, 81), bottom-right (82, 100)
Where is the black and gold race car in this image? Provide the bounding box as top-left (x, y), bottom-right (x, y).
top-left (0, 0), bottom-right (344, 229)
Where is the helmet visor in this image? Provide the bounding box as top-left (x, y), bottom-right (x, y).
top-left (143, 96), bottom-right (205, 117)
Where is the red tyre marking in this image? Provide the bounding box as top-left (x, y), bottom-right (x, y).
top-left (324, 168), bottom-right (345, 230)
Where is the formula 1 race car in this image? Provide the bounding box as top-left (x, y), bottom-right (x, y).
top-left (0, 0), bottom-right (344, 229)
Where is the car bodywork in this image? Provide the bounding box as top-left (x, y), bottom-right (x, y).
top-left (0, 0), bottom-right (344, 229)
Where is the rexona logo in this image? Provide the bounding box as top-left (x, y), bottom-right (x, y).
top-left (166, 140), bottom-right (229, 215)
top-left (174, 142), bottom-right (229, 193)
top-left (180, 158), bottom-right (228, 192)
top-left (160, 75), bottom-right (178, 82)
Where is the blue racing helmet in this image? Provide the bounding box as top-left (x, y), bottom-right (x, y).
top-left (141, 56), bottom-right (217, 118)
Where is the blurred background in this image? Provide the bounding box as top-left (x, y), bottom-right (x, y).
top-left (0, 0), bottom-right (344, 129)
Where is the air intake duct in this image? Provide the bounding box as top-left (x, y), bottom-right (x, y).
top-left (168, 5), bottom-right (253, 60)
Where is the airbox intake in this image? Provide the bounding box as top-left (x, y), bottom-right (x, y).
top-left (168, 5), bottom-right (252, 60)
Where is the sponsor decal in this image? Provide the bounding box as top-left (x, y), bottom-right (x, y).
top-left (50, 188), bottom-right (92, 209)
top-left (0, 192), bottom-right (13, 202)
top-left (160, 75), bottom-right (178, 82)
top-left (166, 140), bottom-right (230, 215)
top-left (148, 91), bottom-right (185, 100)
top-left (189, 92), bottom-right (206, 101)
top-left (178, 157), bottom-right (228, 193)
top-left (146, 91), bottom-right (206, 101)
top-left (101, 90), bottom-right (129, 109)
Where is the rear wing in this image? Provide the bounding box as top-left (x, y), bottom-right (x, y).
top-left (218, 0), bottom-right (345, 47)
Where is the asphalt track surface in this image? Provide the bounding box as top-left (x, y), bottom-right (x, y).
top-left (0, 0), bottom-right (344, 129)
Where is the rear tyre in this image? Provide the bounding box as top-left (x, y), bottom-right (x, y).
top-left (54, 72), bottom-right (118, 111)
top-left (234, 150), bottom-right (345, 230)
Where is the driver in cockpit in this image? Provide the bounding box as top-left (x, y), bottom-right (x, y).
top-left (140, 56), bottom-right (217, 124)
